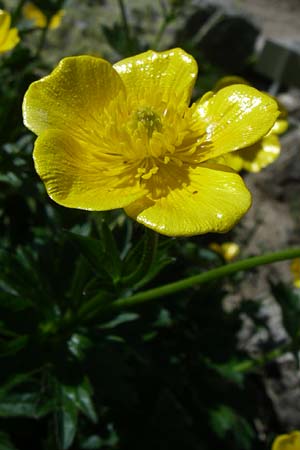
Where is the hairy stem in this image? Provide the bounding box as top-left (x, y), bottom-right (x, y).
top-left (105, 247), bottom-right (300, 312)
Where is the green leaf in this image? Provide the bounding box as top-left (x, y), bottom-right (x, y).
top-left (0, 372), bottom-right (35, 396)
top-left (94, 218), bottom-right (122, 283)
top-left (121, 229), bottom-right (165, 289)
top-left (78, 289), bottom-right (115, 321)
top-left (63, 378), bottom-right (98, 424)
top-left (121, 231), bottom-right (174, 290)
top-left (0, 335), bottom-right (28, 356)
top-left (68, 334), bottom-right (92, 360)
top-left (271, 281), bottom-right (300, 340)
top-left (80, 436), bottom-right (102, 449)
top-left (210, 405), bottom-right (254, 450)
top-left (100, 312), bottom-right (139, 329)
top-left (0, 247), bottom-right (51, 308)
top-left (0, 371), bottom-right (54, 419)
top-left (0, 392), bottom-right (50, 418)
top-left (77, 381), bottom-right (98, 423)
top-left (57, 385), bottom-right (79, 450)
top-left (0, 432), bottom-right (18, 450)
top-left (56, 378), bottom-right (98, 449)
top-left (203, 357), bottom-right (246, 387)
top-left (66, 230), bottom-right (121, 284)
top-left (0, 291), bottom-right (33, 311)
top-left (135, 254), bottom-right (174, 290)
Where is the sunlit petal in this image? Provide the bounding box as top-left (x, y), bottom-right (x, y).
top-left (271, 118), bottom-right (288, 134)
top-left (125, 163), bottom-right (251, 236)
top-left (113, 48), bottom-right (197, 111)
top-left (33, 130), bottom-right (146, 210)
top-left (194, 84), bottom-right (279, 161)
top-left (23, 56), bottom-right (126, 138)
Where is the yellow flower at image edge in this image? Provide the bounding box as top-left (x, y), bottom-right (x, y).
top-left (0, 9), bottom-right (20, 54)
top-left (272, 431), bottom-right (300, 450)
top-left (23, 49), bottom-right (279, 236)
top-left (291, 258), bottom-right (300, 288)
top-left (23, 3), bottom-right (64, 29)
top-left (209, 242), bottom-right (240, 262)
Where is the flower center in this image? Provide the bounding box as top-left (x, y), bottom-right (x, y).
top-left (134, 107), bottom-right (162, 138)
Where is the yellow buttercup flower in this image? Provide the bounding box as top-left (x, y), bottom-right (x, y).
top-left (209, 242), bottom-right (240, 262)
top-left (0, 10), bottom-right (20, 54)
top-left (290, 259), bottom-right (300, 289)
top-left (23, 49), bottom-right (279, 236)
top-left (272, 431), bottom-right (300, 450)
top-left (213, 76), bottom-right (288, 173)
top-left (23, 3), bottom-right (64, 30)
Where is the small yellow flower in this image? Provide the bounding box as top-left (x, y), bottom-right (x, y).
top-left (213, 76), bottom-right (288, 173)
top-left (272, 431), bottom-right (300, 450)
top-left (209, 242), bottom-right (240, 262)
top-left (23, 3), bottom-right (64, 30)
top-left (291, 259), bottom-right (300, 289)
top-left (0, 10), bottom-right (20, 54)
top-left (23, 49), bottom-right (279, 236)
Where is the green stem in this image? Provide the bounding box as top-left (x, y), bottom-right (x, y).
top-left (121, 229), bottom-right (158, 287)
top-left (152, 16), bottom-right (170, 50)
top-left (152, 2), bottom-right (175, 50)
top-left (234, 342), bottom-right (291, 373)
top-left (103, 247), bottom-right (300, 313)
top-left (11, 0), bottom-right (27, 26)
top-left (117, 0), bottom-right (132, 50)
top-left (190, 9), bottom-right (224, 45)
top-left (35, 20), bottom-right (49, 58)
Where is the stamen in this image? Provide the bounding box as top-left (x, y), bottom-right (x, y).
top-left (141, 166), bottom-right (159, 179)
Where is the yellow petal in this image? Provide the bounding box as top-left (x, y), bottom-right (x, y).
top-left (23, 3), bottom-right (64, 29)
top-left (291, 259), bottom-right (300, 289)
top-left (214, 77), bottom-right (288, 137)
top-left (23, 3), bottom-right (47, 27)
top-left (49, 10), bottom-right (64, 29)
top-left (0, 10), bottom-right (10, 45)
top-left (194, 84), bottom-right (279, 162)
top-left (218, 133), bottom-right (281, 173)
top-left (215, 152), bottom-right (244, 172)
top-left (125, 163), bottom-right (251, 236)
top-left (221, 242), bottom-right (240, 261)
top-left (23, 56), bottom-right (125, 138)
top-left (0, 10), bottom-right (19, 53)
top-left (271, 118), bottom-right (288, 135)
top-left (241, 134), bottom-right (281, 172)
top-left (113, 48), bottom-right (197, 111)
top-left (214, 75), bottom-right (250, 92)
top-left (0, 27), bottom-right (20, 52)
top-left (272, 432), bottom-right (300, 450)
top-left (210, 242), bottom-right (240, 262)
top-left (33, 130), bottom-right (146, 210)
